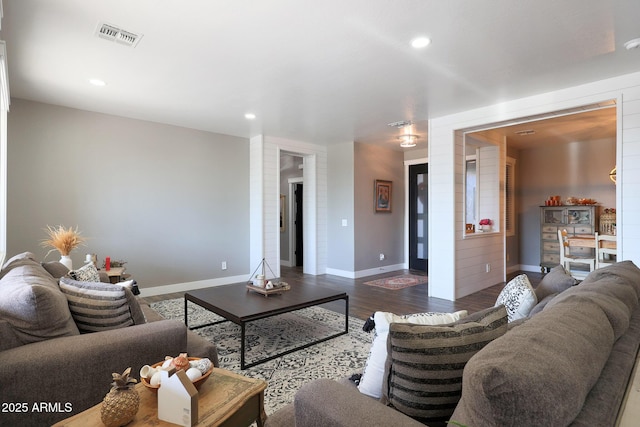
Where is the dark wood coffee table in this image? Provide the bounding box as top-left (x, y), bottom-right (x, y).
top-left (185, 283), bottom-right (349, 369)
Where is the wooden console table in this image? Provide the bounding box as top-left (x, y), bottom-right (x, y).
top-left (53, 368), bottom-right (267, 427)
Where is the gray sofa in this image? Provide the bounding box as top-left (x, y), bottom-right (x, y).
top-left (0, 252), bottom-right (218, 427)
top-left (267, 261), bottom-right (640, 427)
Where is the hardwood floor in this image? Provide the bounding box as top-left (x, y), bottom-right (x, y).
top-left (140, 267), bottom-right (543, 321)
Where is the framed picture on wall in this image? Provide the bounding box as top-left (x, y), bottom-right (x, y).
top-left (374, 179), bottom-right (392, 213)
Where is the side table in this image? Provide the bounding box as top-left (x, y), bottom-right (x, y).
top-left (99, 267), bottom-right (130, 283)
top-left (53, 368), bottom-right (267, 427)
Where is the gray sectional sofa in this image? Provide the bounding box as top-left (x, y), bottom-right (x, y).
top-left (266, 261), bottom-right (640, 427)
top-left (0, 252), bottom-right (218, 427)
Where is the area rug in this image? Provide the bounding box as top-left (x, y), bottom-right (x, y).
top-left (363, 273), bottom-right (428, 290)
top-left (150, 298), bottom-right (372, 417)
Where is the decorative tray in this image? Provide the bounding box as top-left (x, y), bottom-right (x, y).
top-left (140, 357), bottom-right (213, 393)
top-left (246, 282), bottom-right (290, 296)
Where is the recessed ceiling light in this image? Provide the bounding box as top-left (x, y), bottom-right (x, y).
top-left (89, 78), bottom-right (107, 87)
top-left (624, 38), bottom-right (640, 50)
top-left (244, 113), bottom-right (256, 120)
top-left (411, 37), bottom-right (431, 49)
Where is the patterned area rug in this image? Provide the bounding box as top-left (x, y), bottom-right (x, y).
top-left (363, 273), bottom-right (428, 290)
top-left (150, 298), bottom-right (372, 416)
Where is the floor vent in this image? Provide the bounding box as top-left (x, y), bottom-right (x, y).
top-left (95, 22), bottom-right (143, 48)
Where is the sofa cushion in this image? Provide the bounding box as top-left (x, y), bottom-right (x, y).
top-left (545, 279), bottom-right (637, 341)
top-left (534, 264), bottom-right (576, 301)
top-left (0, 259), bottom-right (80, 344)
top-left (451, 298), bottom-right (616, 427)
top-left (59, 277), bottom-right (143, 333)
top-left (0, 319), bottom-right (23, 352)
top-left (381, 305), bottom-right (508, 424)
top-left (357, 310), bottom-right (468, 399)
top-left (580, 260), bottom-right (640, 296)
top-left (0, 252), bottom-right (39, 280)
top-left (495, 274), bottom-right (537, 322)
top-left (41, 261), bottom-right (70, 279)
top-left (69, 262), bottom-right (101, 282)
top-left (528, 292), bottom-right (558, 317)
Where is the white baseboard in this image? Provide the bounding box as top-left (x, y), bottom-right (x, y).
top-left (519, 264), bottom-right (543, 273)
top-left (325, 268), bottom-right (356, 279)
top-left (327, 263), bottom-right (407, 279)
top-left (280, 259), bottom-right (293, 267)
top-left (140, 274), bottom-right (248, 297)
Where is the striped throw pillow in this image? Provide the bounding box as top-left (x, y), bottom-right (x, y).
top-left (382, 305), bottom-right (508, 424)
top-left (59, 277), bottom-right (134, 333)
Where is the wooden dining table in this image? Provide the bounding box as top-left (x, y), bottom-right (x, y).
top-left (567, 234), bottom-right (617, 249)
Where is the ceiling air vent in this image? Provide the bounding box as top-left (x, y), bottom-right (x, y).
top-left (95, 22), bottom-right (143, 48)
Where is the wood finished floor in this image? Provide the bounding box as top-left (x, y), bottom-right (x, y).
top-left (141, 267), bottom-right (543, 321)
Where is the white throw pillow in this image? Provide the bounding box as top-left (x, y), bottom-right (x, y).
top-left (495, 274), bottom-right (538, 322)
top-left (69, 262), bottom-right (101, 282)
top-left (357, 310), bottom-right (468, 399)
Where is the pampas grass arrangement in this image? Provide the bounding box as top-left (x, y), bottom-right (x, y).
top-left (40, 225), bottom-right (87, 257)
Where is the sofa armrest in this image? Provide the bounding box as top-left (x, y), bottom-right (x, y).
top-left (0, 319), bottom-right (190, 426)
top-left (141, 302), bottom-right (219, 366)
top-left (293, 379), bottom-right (425, 427)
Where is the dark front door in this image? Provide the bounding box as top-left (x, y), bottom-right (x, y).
top-left (295, 183), bottom-right (303, 266)
top-left (409, 163), bottom-right (428, 271)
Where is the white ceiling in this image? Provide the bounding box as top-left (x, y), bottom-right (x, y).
top-left (1, 0), bottom-right (638, 151)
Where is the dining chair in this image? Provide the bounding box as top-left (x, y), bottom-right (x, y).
top-left (595, 232), bottom-right (617, 269)
top-left (558, 229), bottom-right (596, 279)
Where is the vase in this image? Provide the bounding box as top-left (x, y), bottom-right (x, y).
top-left (59, 255), bottom-right (73, 270)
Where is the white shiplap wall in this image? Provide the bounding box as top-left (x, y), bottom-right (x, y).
top-left (250, 135), bottom-right (327, 278)
top-left (429, 71), bottom-right (640, 300)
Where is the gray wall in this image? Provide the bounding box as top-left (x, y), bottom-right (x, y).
top-left (354, 142), bottom-right (404, 271)
top-left (516, 137), bottom-right (616, 267)
top-left (7, 99), bottom-right (250, 288)
top-left (327, 142), bottom-right (355, 272)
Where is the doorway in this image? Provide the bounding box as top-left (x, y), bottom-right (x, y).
top-left (294, 183), bottom-right (303, 266)
top-left (409, 163), bottom-right (428, 271)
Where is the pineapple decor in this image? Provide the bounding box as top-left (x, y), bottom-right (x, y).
top-left (101, 367), bottom-right (140, 427)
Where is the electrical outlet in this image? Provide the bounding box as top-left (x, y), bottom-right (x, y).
top-left (485, 263), bottom-right (491, 273)
top-left (222, 261), bottom-right (227, 270)
top-left (379, 253), bottom-right (385, 261)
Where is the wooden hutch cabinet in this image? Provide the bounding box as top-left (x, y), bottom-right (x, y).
top-left (540, 205), bottom-right (598, 272)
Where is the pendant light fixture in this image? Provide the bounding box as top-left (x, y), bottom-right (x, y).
top-left (398, 134), bottom-right (419, 148)
top-left (388, 120), bottom-right (419, 148)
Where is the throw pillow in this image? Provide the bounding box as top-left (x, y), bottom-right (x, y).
top-left (0, 260), bottom-right (80, 344)
top-left (535, 264), bottom-right (577, 301)
top-left (381, 305), bottom-right (508, 424)
top-left (357, 310), bottom-right (468, 399)
top-left (495, 274), bottom-right (538, 322)
top-left (41, 261), bottom-right (70, 279)
top-left (59, 277), bottom-right (138, 333)
top-left (69, 262), bottom-right (101, 282)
